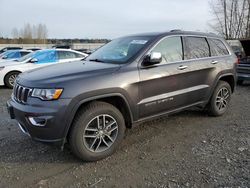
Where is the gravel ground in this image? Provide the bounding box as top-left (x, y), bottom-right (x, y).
top-left (0, 84), bottom-right (249, 188)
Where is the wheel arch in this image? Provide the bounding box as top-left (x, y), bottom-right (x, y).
top-left (218, 74), bottom-right (235, 93)
top-left (4, 70), bottom-right (22, 86)
top-left (205, 73), bottom-right (235, 107)
top-left (64, 93), bottom-right (134, 141)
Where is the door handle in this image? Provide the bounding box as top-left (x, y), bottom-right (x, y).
top-left (211, 60), bottom-right (219, 64)
top-left (178, 65), bottom-right (188, 70)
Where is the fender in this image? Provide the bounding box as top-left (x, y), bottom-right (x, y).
top-left (208, 72), bottom-right (236, 102)
top-left (62, 92), bottom-right (134, 140)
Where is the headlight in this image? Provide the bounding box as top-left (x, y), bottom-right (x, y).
top-left (31, 88), bottom-right (63, 100)
top-left (0, 66), bottom-right (4, 71)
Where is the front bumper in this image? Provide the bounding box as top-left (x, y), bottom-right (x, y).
top-left (0, 72), bottom-right (5, 86)
top-left (7, 95), bottom-right (72, 144)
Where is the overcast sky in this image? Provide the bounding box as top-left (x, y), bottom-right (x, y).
top-left (0, 0), bottom-right (213, 39)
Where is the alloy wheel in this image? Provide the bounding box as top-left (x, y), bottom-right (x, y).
top-left (8, 74), bottom-right (18, 87)
top-left (215, 87), bottom-right (230, 111)
top-left (83, 114), bottom-right (118, 153)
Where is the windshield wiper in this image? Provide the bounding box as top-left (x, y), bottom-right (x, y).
top-left (88, 58), bottom-right (104, 62)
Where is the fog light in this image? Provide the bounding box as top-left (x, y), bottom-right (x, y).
top-left (28, 117), bottom-right (47, 127)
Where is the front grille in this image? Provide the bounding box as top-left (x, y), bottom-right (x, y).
top-left (13, 83), bottom-right (32, 104)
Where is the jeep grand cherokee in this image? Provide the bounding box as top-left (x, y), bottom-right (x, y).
top-left (7, 31), bottom-right (237, 161)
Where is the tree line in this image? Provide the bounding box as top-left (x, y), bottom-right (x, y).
top-left (0, 37), bottom-right (110, 45)
top-left (0, 22), bottom-right (110, 44)
top-left (210, 0), bottom-right (250, 39)
top-left (10, 23), bottom-right (48, 44)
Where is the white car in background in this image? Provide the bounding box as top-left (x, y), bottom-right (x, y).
top-left (0, 49), bottom-right (32, 62)
top-left (0, 49), bottom-right (88, 88)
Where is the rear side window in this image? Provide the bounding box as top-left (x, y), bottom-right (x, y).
top-left (184, 37), bottom-right (209, 59)
top-left (208, 38), bottom-right (229, 56)
top-left (74, 52), bottom-right (85, 58)
top-left (151, 36), bottom-right (183, 63)
top-left (20, 52), bottom-right (30, 57)
top-left (57, 51), bottom-right (81, 59)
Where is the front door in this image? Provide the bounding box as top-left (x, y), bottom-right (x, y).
top-left (138, 36), bottom-right (212, 119)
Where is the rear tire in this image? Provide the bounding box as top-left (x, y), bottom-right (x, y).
top-left (207, 81), bottom-right (232, 116)
top-left (4, 71), bottom-right (20, 88)
top-left (69, 101), bottom-right (126, 161)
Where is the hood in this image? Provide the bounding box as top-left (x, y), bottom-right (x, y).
top-left (18, 60), bottom-right (121, 87)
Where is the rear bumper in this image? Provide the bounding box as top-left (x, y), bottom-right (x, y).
top-left (7, 96), bottom-right (72, 145)
top-left (237, 64), bottom-right (250, 81)
top-left (237, 73), bottom-right (250, 81)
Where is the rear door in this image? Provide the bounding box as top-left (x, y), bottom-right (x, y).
top-left (181, 36), bottom-right (216, 103)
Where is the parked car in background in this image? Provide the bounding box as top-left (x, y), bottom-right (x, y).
top-left (7, 31), bottom-right (237, 161)
top-left (0, 47), bottom-right (22, 55)
top-left (227, 39), bottom-right (250, 85)
top-left (0, 50), bottom-right (32, 62)
top-left (26, 47), bottom-right (42, 51)
top-left (227, 40), bottom-right (246, 59)
top-left (0, 49), bottom-right (88, 88)
top-left (52, 45), bottom-right (71, 49)
top-left (237, 57), bottom-right (250, 85)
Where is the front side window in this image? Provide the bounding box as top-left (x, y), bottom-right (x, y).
top-left (34, 50), bottom-right (57, 64)
top-left (5, 51), bottom-right (20, 59)
top-left (85, 36), bottom-right (153, 64)
top-left (208, 38), bottom-right (229, 56)
top-left (151, 36), bottom-right (183, 63)
top-left (184, 37), bottom-right (209, 59)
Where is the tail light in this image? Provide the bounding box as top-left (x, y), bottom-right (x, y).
top-left (236, 58), bottom-right (240, 64)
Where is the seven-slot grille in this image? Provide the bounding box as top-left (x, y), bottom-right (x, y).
top-left (13, 83), bottom-right (32, 104)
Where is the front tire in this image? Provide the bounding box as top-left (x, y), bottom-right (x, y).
top-left (207, 81), bottom-right (232, 116)
top-left (4, 71), bottom-right (20, 88)
top-left (69, 101), bottom-right (126, 161)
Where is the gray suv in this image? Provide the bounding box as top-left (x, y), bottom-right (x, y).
top-left (7, 31), bottom-right (237, 161)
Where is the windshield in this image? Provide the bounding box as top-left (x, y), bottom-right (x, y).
top-left (85, 36), bottom-right (153, 64)
top-left (17, 51), bottom-right (36, 62)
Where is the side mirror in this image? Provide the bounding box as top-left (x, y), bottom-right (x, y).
top-left (2, 55), bottom-right (7, 59)
top-left (143, 52), bottom-right (162, 66)
top-left (30, 58), bottom-right (38, 63)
